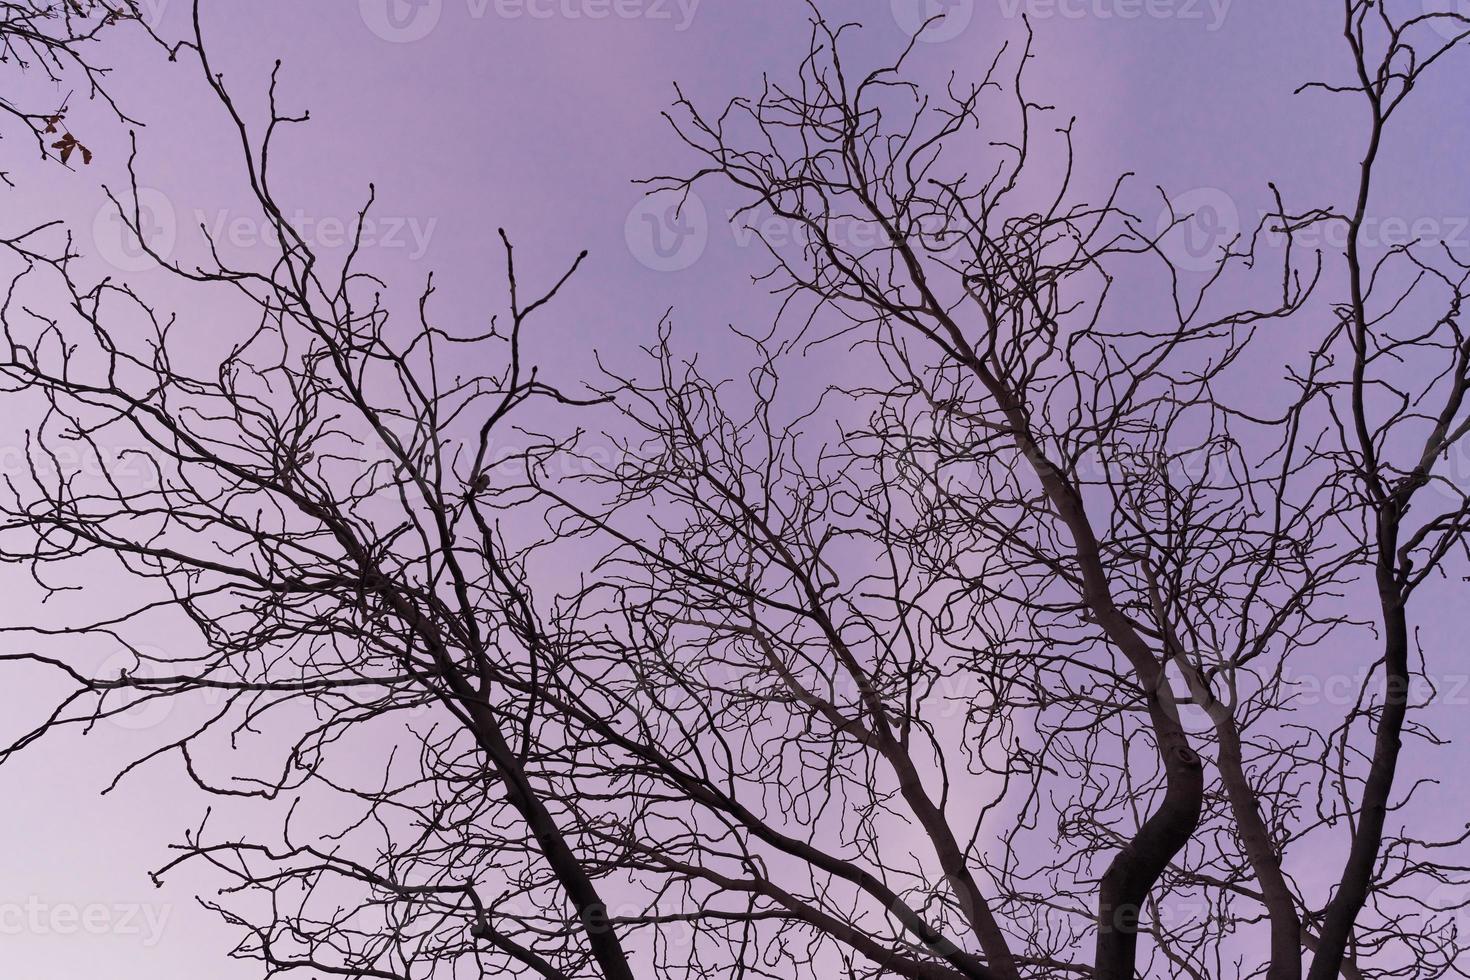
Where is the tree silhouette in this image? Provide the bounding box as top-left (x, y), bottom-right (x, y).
top-left (0, 0), bottom-right (145, 181)
top-left (2, 2), bottom-right (1470, 979)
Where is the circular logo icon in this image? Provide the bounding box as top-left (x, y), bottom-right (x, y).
top-left (1426, 879), bottom-right (1470, 939)
top-left (1427, 433), bottom-right (1470, 507)
top-left (91, 187), bottom-right (177, 273)
top-left (1155, 187), bottom-right (1240, 274)
top-left (130, 0), bottom-right (171, 29)
top-left (1419, 0), bottom-right (1470, 41)
top-left (891, 0), bottom-right (975, 43)
top-left (625, 189), bottom-right (709, 273)
top-left (360, 0), bottom-right (442, 43)
top-left (96, 645), bottom-right (175, 731)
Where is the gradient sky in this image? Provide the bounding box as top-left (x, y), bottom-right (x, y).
top-left (2, 1), bottom-right (1468, 976)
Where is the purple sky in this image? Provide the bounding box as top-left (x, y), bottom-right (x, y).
top-left (2, 1), bottom-right (1469, 975)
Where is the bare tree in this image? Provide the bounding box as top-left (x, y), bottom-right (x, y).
top-left (1, 3), bottom-right (1469, 980)
top-left (0, 0), bottom-right (142, 182)
top-left (622, 3), bottom-right (1470, 977)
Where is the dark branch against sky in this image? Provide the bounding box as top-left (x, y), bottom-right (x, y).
top-left (1, 2), bottom-right (1469, 978)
